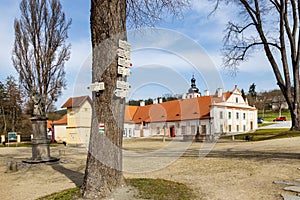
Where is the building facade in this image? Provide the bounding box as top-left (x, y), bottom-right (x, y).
top-left (124, 80), bottom-right (257, 138)
top-left (61, 96), bottom-right (92, 145)
top-left (51, 79), bottom-right (257, 144)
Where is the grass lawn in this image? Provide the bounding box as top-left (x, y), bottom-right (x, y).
top-left (38, 187), bottom-right (81, 200)
top-left (221, 128), bottom-right (300, 141)
top-left (127, 178), bottom-right (196, 200)
top-left (258, 109), bottom-right (291, 121)
top-left (38, 178), bottom-right (196, 200)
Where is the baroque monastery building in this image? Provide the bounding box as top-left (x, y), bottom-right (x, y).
top-left (124, 77), bottom-right (257, 139)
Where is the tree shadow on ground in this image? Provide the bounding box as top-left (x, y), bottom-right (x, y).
top-left (183, 149), bottom-right (300, 160)
top-left (124, 148), bottom-right (300, 160)
top-left (50, 163), bottom-right (84, 187)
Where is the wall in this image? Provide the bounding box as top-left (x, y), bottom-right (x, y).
top-left (54, 125), bottom-right (66, 143)
top-left (66, 101), bottom-right (92, 145)
top-left (211, 105), bottom-right (257, 134)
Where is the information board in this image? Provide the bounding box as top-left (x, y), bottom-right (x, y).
top-left (8, 132), bottom-right (17, 141)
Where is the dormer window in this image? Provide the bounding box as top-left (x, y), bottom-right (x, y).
top-left (236, 97), bottom-right (239, 103)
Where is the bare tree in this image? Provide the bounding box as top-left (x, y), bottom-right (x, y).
top-left (81, 0), bottom-right (190, 198)
top-left (5, 76), bottom-right (23, 132)
top-left (0, 76), bottom-right (23, 136)
top-left (215, 0), bottom-right (300, 130)
top-left (0, 81), bottom-right (7, 134)
top-left (12, 0), bottom-right (71, 114)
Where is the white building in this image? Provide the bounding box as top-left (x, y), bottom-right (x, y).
top-left (61, 96), bottom-right (92, 145)
top-left (124, 78), bottom-right (257, 139)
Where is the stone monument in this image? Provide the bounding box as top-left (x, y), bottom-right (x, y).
top-left (23, 92), bottom-right (59, 163)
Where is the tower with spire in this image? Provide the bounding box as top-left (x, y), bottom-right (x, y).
top-left (182, 75), bottom-right (201, 99)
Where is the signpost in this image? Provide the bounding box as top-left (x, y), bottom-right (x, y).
top-left (114, 89), bottom-right (129, 98)
top-left (118, 40), bottom-right (131, 51)
top-left (87, 82), bottom-right (105, 92)
top-left (116, 80), bottom-right (130, 90)
top-left (118, 66), bottom-right (130, 76)
top-left (115, 40), bottom-right (131, 98)
top-left (117, 57), bottom-right (131, 68)
top-left (117, 48), bottom-right (130, 60)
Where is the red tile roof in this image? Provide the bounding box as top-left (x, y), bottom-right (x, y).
top-left (126, 93), bottom-right (232, 124)
top-left (124, 106), bottom-right (138, 123)
top-left (47, 114), bottom-right (67, 128)
top-left (61, 96), bottom-right (92, 108)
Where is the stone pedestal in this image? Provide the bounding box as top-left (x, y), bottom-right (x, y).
top-left (23, 117), bottom-right (59, 163)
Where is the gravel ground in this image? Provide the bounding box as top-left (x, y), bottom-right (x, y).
top-left (1, 136), bottom-right (300, 200)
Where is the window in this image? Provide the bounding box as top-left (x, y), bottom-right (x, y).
top-left (220, 125), bottom-right (224, 133)
top-left (237, 125), bottom-right (239, 132)
top-left (191, 125), bottom-right (196, 134)
top-left (243, 113), bottom-right (246, 120)
top-left (129, 129), bottom-right (132, 137)
top-left (236, 112), bottom-right (239, 119)
top-left (156, 127), bottom-right (160, 134)
top-left (220, 111), bottom-right (223, 119)
top-left (181, 126), bottom-right (186, 135)
top-left (236, 97), bottom-right (239, 103)
top-left (201, 125), bottom-right (207, 134)
top-left (243, 125), bottom-right (246, 132)
top-left (123, 128), bottom-right (127, 137)
top-left (228, 125), bottom-right (232, 132)
top-left (228, 112), bottom-right (232, 119)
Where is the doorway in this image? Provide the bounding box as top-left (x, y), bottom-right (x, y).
top-left (170, 126), bottom-right (175, 137)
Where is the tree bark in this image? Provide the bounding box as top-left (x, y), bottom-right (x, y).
top-left (81, 0), bottom-right (126, 198)
top-left (1, 105), bottom-right (7, 134)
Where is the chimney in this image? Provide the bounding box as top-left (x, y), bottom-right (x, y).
top-left (159, 98), bottom-right (163, 104)
top-left (204, 90), bottom-right (210, 96)
top-left (153, 98), bottom-right (158, 104)
top-left (140, 100), bottom-right (145, 107)
top-left (217, 88), bottom-right (223, 98)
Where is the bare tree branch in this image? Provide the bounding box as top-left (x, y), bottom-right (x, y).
top-left (213, 0), bottom-right (300, 130)
top-left (126, 0), bottom-right (190, 28)
top-left (12, 0), bottom-right (71, 114)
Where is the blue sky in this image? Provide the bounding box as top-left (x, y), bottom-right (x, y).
top-left (0, 0), bottom-right (277, 109)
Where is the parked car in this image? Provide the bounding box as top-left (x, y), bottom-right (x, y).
top-left (257, 118), bottom-right (264, 124)
top-left (273, 116), bottom-right (286, 121)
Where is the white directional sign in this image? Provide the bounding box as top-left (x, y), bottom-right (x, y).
top-left (119, 40), bottom-right (131, 51)
top-left (117, 48), bottom-right (130, 60)
top-left (118, 66), bottom-right (130, 76)
top-left (118, 40), bottom-right (131, 77)
top-left (114, 89), bottom-right (129, 98)
top-left (118, 57), bottom-right (131, 68)
top-left (87, 82), bottom-right (105, 92)
top-left (116, 80), bottom-right (130, 90)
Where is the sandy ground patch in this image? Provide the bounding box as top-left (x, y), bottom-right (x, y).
top-left (1, 137), bottom-right (300, 199)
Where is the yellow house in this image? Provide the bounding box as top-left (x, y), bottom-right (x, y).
top-left (61, 96), bottom-right (92, 146)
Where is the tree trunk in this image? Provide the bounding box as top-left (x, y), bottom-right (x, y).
top-left (290, 105), bottom-right (300, 131)
top-left (1, 105), bottom-right (7, 134)
top-left (81, 0), bottom-right (126, 198)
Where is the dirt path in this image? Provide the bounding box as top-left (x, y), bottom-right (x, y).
top-left (1, 137), bottom-right (300, 200)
